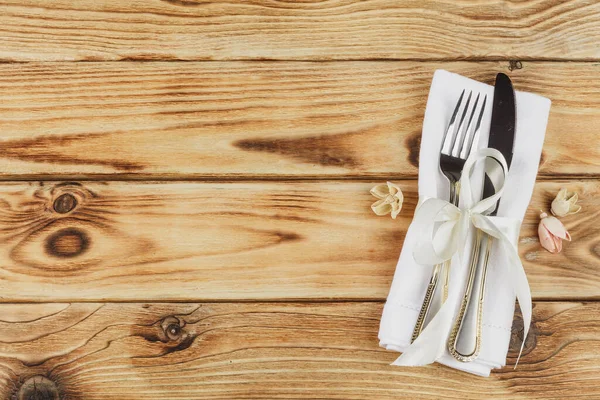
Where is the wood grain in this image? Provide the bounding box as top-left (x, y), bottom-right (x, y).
top-left (1, 0), bottom-right (600, 61)
top-left (0, 301), bottom-right (598, 399)
top-left (0, 179), bottom-right (596, 302)
top-left (1, 61), bottom-right (599, 179)
top-left (1, 0), bottom-right (598, 397)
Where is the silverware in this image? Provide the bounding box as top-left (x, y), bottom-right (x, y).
top-left (411, 90), bottom-right (487, 343)
top-left (448, 73), bottom-right (516, 362)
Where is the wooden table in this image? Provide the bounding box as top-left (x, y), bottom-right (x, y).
top-left (0, 1), bottom-right (599, 399)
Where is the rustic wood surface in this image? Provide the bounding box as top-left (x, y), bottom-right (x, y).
top-left (0, 61), bottom-right (599, 178)
top-left (0, 302), bottom-right (598, 400)
top-left (1, 0), bottom-right (600, 61)
top-left (1, 0), bottom-right (600, 398)
top-left (0, 180), bottom-right (595, 302)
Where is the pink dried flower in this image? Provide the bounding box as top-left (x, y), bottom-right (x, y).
top-left (538, 212), bottom-right (571, 253)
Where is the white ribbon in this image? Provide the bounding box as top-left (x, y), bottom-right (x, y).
top-left (393, 148), bottom-right (531, 368)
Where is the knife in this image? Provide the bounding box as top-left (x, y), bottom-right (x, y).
top-left (447, 73), bottom-right (516, 362)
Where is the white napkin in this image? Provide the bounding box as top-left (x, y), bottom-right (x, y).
top-left (378, 70), bottom-right (551, 376)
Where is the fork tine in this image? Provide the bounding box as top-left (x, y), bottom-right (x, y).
top-left (461, 94), bottom-right (487, 159)
top-left (449, 91), bottom-right (473, 156)
top-left (441, 90), bottom-right (466, 155)
top-left (453, 92), bottom-right (480, 157)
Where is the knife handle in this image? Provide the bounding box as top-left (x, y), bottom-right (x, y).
top-left (472, 233), bottom-right (492, 356)
top-left (447, 230), bottom-right (485, 362)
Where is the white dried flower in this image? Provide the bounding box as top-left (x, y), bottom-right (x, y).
top-left (370, 182), bottom-right (403, 219)
top-left (551, 188), bottom-right (581, 217)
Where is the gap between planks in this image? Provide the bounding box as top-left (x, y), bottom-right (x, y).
top-left (0, 175), bottom-right (596, 183)
top-left (0, 58), bottom-right (600, 64)
top-left (2, 298), bottom-right (599, 304)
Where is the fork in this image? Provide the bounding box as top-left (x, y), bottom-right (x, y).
top-left (411, 90), bottom-right (487, 343)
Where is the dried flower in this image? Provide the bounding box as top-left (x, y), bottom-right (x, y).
top-left (370, 182), bottom-right (403, 219)
top-left (551, 188), bottom-right (581, 217)
top-left (538, 212), bottom-right (571, 253)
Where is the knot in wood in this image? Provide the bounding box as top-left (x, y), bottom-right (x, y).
top-left (509, 308), bottom-right (537, 357)
top-left (47, 182), bottom-right (93, 215)
top-left (405, 131), bottom-right (421, 168)
top-left (17, 376), bottom-right (60, 400)
top-left (45, 228), bottom-right (90, 258)
top-left (167, 323), bottom-right (182, 339)
top-left (161, 316), bottom-right (185, 341)
top-left (508, 60), bottom-right (523, 71)
top-left (53, 193), bottom-right (78, 214)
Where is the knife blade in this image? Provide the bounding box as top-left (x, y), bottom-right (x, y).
top-left (448, 73), bottom-right (517, 362)
top-left (485, 72), bottom-right (516, 213)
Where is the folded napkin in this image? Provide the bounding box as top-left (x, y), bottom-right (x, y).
top-left (379, 70), bottom-right (551, 376)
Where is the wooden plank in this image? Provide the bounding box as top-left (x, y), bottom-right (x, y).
top-left (0, 301), bottom-right (598, 399)
top-left (1, 1), bottom-right (600, 61)
top-left (0, 61), bottom-right (598, 179)
top-left (0, 179), bottom-right (596, 302)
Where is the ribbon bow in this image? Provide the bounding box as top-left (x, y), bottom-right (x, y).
top-left (393, 148), bottom-right (532, 368)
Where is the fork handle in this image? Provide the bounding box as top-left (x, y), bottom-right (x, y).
top-left (411, 181), bottom-right (458, 343)
top-left (411, 260), bottom-right (451, 343)
top-left (411, 263), bottom-right (441, 343)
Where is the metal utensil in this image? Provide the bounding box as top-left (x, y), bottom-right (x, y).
top-left (411, 90), bottom-right (487, 343)
top-left (447, 73), bottom-right (516, 362)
